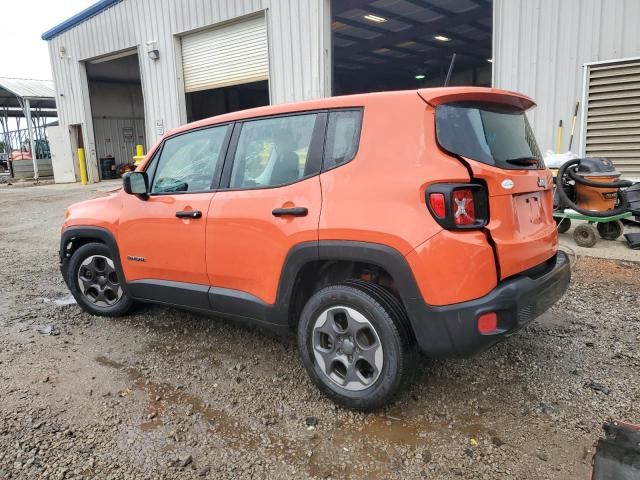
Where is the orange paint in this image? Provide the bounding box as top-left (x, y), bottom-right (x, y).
top-left (63, 87), bottom-right (558, 308)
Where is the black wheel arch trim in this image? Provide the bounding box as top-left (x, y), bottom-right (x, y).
top-left (60, 226), bottom-right (130, 296)
top-left (274, 240), bottom-right (423, 324)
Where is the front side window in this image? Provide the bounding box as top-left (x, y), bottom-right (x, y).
top-left (230, 113), bottom-right (319, 189)
top-left (436, 102), bottom-right (543, 170)
top-left (151, 125), bottom-right (229, 193)
top-left (324, 109), bottom-right (362, 169)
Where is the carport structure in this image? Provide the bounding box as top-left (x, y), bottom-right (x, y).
top-left (0, 77), bottom-right (57, 179)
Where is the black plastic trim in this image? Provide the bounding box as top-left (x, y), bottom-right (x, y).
top-left (405, 251), bottom-right (571, 357)
top-left (209, 287), bottom-right (271, 321)
top-left (128, 279), bottom-right (210, 310)
top-left (317, 241), bottom-right (423, 300)
top-left (59, 226), bottom-right (130, 296)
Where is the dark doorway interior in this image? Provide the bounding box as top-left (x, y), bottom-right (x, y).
top-left (331, 0), bottom-right (493, 95)
top-left (186, 80), bottom-right (270, 122)
top-left (86, 52), bottom-right (146, 171)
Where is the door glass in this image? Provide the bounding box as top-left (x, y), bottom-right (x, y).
top-left (151, 125), bottom-right (229, 193)
top-left (230, 113), bottom-right (318, 189)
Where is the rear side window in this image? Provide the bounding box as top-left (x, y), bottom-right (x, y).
top-left (230, 113), bottom-right (320, 189)
top-left (436, 102), bottom-right (543, 169)
top-left (151, 125), bottom-right (229, 193)
top-left (324, 109), bottom-right (362, 169)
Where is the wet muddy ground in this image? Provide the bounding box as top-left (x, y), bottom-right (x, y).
top-left (1, 181), bottom-right (639, 479)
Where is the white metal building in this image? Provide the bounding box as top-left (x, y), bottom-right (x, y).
top-left (44, 0), bottom-right (331, 182)
top-left (495, 0), bottom-right (640, 177)
top-left (43, 0), bottom-right (640, 182)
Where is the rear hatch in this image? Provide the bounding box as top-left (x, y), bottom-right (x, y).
top-left (421, 89), bottom-right (557, 279)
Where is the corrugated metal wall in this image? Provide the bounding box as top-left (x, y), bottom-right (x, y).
top-left (584, 60), bottom-right (640, 176)
top-left (47, 0), bottom-right (330, 182)
top-left (494, 0), bottom-right (640, 155)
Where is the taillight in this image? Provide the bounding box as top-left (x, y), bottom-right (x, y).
top-left (428, 193), bottom-right (446, 218)
top-left (452, 189), bottom-right (475, 226)
top-left (426, 183), bottom-right (488, 230)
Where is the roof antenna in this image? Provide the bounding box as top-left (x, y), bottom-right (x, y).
top-left (443, 53), bottom-right (457, 87)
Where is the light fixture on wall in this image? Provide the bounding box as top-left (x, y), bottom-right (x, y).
top-left (433, 35), bottom-right (451, 42)
top-left (59, 45), bottom-right (71, 60)
top-left (146, 40), bottom-right (159, 61)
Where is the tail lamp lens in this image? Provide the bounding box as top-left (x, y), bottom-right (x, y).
top-left (452, 189), bottom-right (476, 225)
top-left (477, 312), bottom-right (498, 334)
top-left (428, 193), bottom-right (446, 218)
top-left (425, 183), bottom-right (488, 230)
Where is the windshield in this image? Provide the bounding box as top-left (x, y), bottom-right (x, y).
top-left (436, 102), bottom-right (544, 169)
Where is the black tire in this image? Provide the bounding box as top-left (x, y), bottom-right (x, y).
top-left (555, 217), bottom-right (571, 234)
top-left (297, 281), bottom-right (417, 411)
top-left (597, 220), bottom-right (623, 240)
top-left (573, 223), bottom-right (598, 248)
top-left (65, 242), bottom-right (134, 317)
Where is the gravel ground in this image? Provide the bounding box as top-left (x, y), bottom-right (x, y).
top-left (0, 181), bottom-right (639, 479)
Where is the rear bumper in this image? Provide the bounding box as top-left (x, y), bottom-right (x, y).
top-left (405, 251), bottom-right (571, 357)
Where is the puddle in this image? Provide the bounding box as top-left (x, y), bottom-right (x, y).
top-left (306, 413), bottom-right (442, 479)
top-left (353, 415), bottom-right (421, 445)
top-left (54, 294), bottom-right (77, 306)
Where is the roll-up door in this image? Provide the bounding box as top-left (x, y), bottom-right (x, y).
top-left (182, 14), bottom-right (269, 93)
top-left (585, 60), bottom-right (640, 177)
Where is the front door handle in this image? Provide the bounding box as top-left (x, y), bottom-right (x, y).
top-left (176, 210), bottom-right (202, 219)
top-left (272, 207), bottom-right (308, 217)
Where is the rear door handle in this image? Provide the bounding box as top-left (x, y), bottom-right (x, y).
top-left (272, 207), bottom-right (308, 217)
top-left (176, 210), bottom-right (202, 219)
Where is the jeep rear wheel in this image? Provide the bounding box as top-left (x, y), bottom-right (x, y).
top-left (66, 243), bottom-right (134, 317)
top-left (297, 281), bottom-right (416, 411)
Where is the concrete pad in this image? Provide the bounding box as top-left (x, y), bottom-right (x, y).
top-left (559, 221), bottom-right (640, 263)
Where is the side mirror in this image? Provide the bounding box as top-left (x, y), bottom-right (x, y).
top-left (123, 171), bottom-right (149, 199)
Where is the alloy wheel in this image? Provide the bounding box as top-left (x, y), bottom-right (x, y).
top-left (312, 306), bottom-right (384, 391)
top-left (77, 255), bottom-right (123, 307)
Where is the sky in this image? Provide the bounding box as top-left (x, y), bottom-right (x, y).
top-left (0, 0), bottom-right (95, 80)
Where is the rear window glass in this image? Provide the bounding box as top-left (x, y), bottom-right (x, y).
top-left (324, 109), bottom-right (362, 169)
top-left (436, 102), bottom-right (543, 169)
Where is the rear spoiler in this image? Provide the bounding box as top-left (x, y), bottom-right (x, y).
top-left (418, 87), bottom-right (536, 111)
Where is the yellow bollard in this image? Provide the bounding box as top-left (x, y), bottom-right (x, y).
top-left (78, 148), bottom-right (88, 185)
top-left (133, 144), bottom-right (145, 165)
top-left (556, 120), bottom-right (563, 153)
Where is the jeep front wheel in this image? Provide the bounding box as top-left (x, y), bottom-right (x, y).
top-left (297, 281), bottom-right (416, 411)
top-left (66, 242), bottom-right (134, 317)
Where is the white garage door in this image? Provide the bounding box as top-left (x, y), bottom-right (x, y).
top-left (585, 60), bottom-right (640, 177)
top-left (182, 14), bottom-right (269, 93)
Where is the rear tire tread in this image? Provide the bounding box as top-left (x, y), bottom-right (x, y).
top-left (298, 280), bottom-right (417, 411)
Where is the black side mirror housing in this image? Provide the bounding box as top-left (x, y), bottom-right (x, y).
top-left (123, 171), bottom-right (149, 199)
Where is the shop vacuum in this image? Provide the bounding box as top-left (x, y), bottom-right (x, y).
top-left (554, 157), bottom-right (640, 248)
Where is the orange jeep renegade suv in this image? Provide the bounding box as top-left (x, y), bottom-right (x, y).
top-left (61, 87), bottom-right (570, 410)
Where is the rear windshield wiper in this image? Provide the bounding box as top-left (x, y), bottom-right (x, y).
top-left (505, 157), bottom-right (540, 167)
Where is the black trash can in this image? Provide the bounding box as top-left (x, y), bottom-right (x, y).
top-left (99, 156), bottom-right (117, 180)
